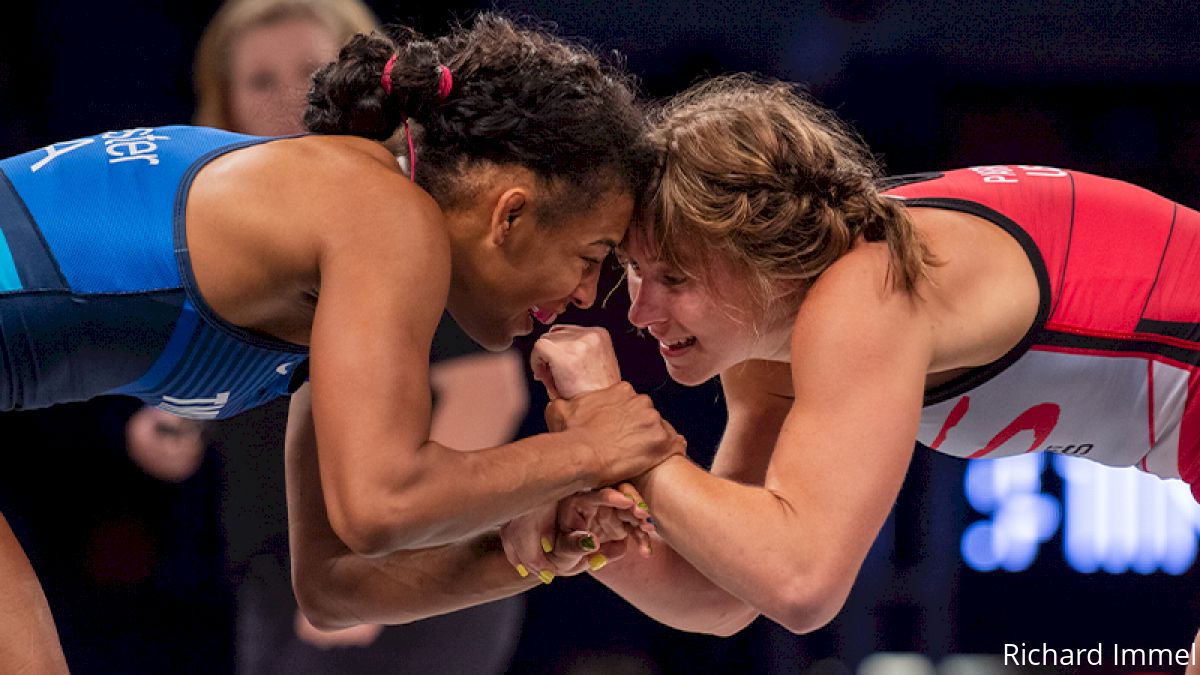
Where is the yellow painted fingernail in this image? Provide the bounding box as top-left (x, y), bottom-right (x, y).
top-left (538, 570), bottom-right (555, 584)
top-left (515, 564), bottom-right (529, 578)
top-left (540, 537), bottom-right (553, 553)
top-left (588, 554), bottom-right (608, 571)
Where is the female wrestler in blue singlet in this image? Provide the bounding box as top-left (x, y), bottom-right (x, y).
top-left (0, 15), bottom-right (676, 672)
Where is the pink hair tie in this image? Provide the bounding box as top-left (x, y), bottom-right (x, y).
top-left (378, 53), bottom-right (412, 180)
top-left (436, 64), bottom-right (453, 100)
top-left (383, 60), bottom-right (452, 184)
top-left (380, 53), bottom-right (399, 95)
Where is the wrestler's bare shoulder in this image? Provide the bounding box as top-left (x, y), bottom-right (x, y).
top-left (198, 135), bottom-right (421, 197)
top-left (184, 134), bottom-right (447, 344)
top-left (191, 134), bottom-right (442, 241)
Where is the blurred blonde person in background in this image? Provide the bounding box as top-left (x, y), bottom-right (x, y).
top-left (192, 1), bottom-right (529, 670)
top-left (193, 0), bottom-right (377, 134)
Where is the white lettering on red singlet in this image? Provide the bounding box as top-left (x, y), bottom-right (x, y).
top-left (970, 165), bottom-right (1069, 184)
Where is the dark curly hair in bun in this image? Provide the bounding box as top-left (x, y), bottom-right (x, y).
top-left (305, 13), bottom-right (653, 222)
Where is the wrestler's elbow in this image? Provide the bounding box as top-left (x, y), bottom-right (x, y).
top-left (766, 571), bottom-right (852, 635)
top-left (325, 500), bottom-right (387, 557)
top-left (291, 562), bottom-right (358, 631)
top-left (326, 483), bottom-right (432, 557)
top-left (294, 594), bottom-right (346, 632)
top-left (329, 506), bottom-right (423, 558)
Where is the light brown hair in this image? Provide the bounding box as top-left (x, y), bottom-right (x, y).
top-left (193, 0), bottom-right (378, 130)
top-left (641, 75), bottom-right (932, 320)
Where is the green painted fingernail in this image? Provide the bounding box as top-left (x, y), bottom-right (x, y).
top-left (579, 535), bottom-right (597, 552)
top-left (637, 501), bottom-right (650, 511)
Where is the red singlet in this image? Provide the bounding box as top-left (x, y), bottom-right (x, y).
top-left (885, 166), bottom-right (1200, 501)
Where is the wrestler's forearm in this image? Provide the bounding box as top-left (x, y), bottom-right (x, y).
top-left (374, 431), bottom-right (606, 550)
top-left (632, 455), bottom-right (856, 634)
top-left (589, 535), bottom-right (759, 635)
top-left (287, 392), bottom-right (538, 627)
top-left (292, 383), bottom-right (600, 555)
top-left (294, 530), bottom-right (536, 629)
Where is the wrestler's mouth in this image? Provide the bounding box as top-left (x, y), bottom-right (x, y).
top-left (530, 305), bottom-right (559, 325)
top-left (658, 336), bottom-right (697, 356)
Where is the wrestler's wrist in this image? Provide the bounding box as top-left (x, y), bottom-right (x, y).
top-left (631, 453), bottom-right (687, 498)
top-left (559, 426), bottom-right (607, 489)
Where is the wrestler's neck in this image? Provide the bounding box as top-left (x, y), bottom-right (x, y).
top-left (744, 320), bottom-right (795, 364)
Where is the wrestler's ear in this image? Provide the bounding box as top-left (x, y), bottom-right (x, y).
top-left (489, 188), bottom-right (528, 247)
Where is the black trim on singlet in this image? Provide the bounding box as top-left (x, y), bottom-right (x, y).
top-left (171, 140), bottom-right (308, 355)
top-left (0, 170), bottom-right (68, 291)
top-left (1134, 318), bottom-right (1200, 345)
top-left (878, 172), bottom-right (945, 191)
top-left (899, 198), bottom-right (1053, 407)
top-left (1035, 327), bottom-right (1200, 367)
top-left (1138, 203), bottom-right (1178, 323)
top-left (287, 358), bottom-right (311, 392)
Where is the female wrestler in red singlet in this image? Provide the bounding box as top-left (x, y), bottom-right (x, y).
top-left (503, 77), bottom-right (1200, 668)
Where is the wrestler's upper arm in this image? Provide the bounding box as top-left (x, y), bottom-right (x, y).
top-left (304, 170), bottom-right (450, 551)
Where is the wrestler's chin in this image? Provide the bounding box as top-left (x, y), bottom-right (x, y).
top-left (662, 360), bottom-right (718, 387)
top-left (476, 331), bottom-right (517, 352)
top-left (453, 318), bottom-right (516, 352)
